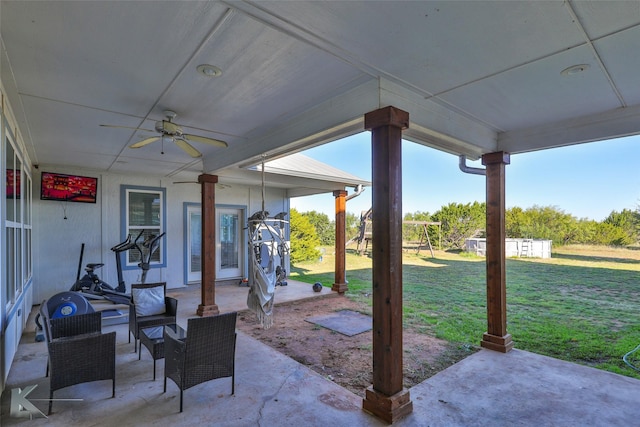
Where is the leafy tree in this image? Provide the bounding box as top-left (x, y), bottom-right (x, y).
top-left (510, 205), bottom-right (578, 245)
top-left (345, 212), bottom-right (360, 242)
top-left (432, 202), bottom-right (486, 249)
top-left (579, 220), bottom-right (633, 246)
top-left (302, 210), bottom-right (335, 245)
top-left (289, 208), bottom-right (321, 262)
top-left (506, 206), bottom-right (528, 238)
top-left (604, 209), bottom-right (638, 244)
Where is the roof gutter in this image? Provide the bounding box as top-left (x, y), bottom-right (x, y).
top-left (459, 155), bottom-right (486, 176)
top-left (346, 184), bottom-right (365, 201)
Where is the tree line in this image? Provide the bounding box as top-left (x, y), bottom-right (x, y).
top-left (290, 204), bottom-right (640, 261)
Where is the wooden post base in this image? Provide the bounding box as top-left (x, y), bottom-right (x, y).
top-left (362, 386), bottom-right (413, 424)
top-left (481, 332), bottom-right (514, 353)
top-left (331, 282), bottom-right (348, 294)
top-left (196, 304), bottom-right (220, 317)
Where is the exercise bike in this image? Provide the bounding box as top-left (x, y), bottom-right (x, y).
top-left (70, 230), bottom-right (165, 301)
top-left (70, 235), bottom-right (134, 305)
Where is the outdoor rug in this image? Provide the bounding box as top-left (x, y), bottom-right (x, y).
top-left (305, 310), bottom-right (372, 336)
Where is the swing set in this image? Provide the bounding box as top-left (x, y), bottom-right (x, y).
top-left (349, 208), bottom-right (441, 257)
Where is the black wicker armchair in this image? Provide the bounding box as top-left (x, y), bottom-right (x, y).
top-left (39, 302), bottom-right (103, 377)
top-left (129, 282), bottom-right (178, 352)
top-left (164, 311), bottom-right (237, 412)
top-left (40, 301), bottom-right (116, 415)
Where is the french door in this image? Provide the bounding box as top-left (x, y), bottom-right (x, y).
top-left (186, 205), bottom-right (202, 283)
top-left (186, 205), bottom-right (243, 283)
top-left (217, 208), bottom-right (243, 280)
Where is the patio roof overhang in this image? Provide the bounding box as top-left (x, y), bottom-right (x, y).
top-left (1, 1), bottom-right (638, 178)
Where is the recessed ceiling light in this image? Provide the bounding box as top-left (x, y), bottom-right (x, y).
top-left (196, 64), bottom-right (222, 77)
top-left (561, 64), bottom-right (590, 76)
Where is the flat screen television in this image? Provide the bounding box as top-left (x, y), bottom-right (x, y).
top-left (40, 172), bottom-right (98, 203)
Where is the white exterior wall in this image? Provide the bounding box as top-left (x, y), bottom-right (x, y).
top-left (33, 168), bottom-right (289, 303)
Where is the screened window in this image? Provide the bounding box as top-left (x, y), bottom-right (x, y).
top-left (4, 130), bottom-right (31, 308)
top-left (122, 186), bottom-right (166, 267)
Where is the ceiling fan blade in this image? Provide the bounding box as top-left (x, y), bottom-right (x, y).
top-left (100, 124), bottom-right (155, 133)
top-left (174, 138), bottom-right (203, 158)
top-left (130, 136), bottom-right (160, 148)
top-left (183, 134), bottom-right (228, 148)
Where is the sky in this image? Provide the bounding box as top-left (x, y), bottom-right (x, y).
top-left (290, 132), bottom-right (640, 222)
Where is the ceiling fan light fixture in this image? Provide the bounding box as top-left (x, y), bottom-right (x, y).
top-left (196, 64), bottom-right (222, 77)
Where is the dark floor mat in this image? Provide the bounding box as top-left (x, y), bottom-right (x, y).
top-left (305, 310), bottom-right (372, 336)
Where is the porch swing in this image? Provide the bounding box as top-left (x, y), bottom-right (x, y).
top-left (246, 156), bottom-right (289, 329)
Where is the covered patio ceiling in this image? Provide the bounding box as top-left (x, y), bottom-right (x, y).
top-left (1, 1), bottom-right (639, 179)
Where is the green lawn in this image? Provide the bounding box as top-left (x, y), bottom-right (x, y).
top-left (290, 244), bottom-right (640, 380)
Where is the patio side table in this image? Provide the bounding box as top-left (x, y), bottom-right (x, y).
top-left (139, 323), bottom-right (186, 380)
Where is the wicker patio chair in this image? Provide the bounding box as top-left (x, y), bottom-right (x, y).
top-left (40, 301), bottom-right (103, 377)
top-left (164, 311), bottom-right (237, 412)
top-left (129, 282), bottom-right (178, 352)
top-left (40, 301), bottom-right (116, 415)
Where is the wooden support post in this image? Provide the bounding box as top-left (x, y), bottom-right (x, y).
top-left (332, 189), bottom-right (348, 294)
top-left (362, 106), bottom-right (413, 423)
top-left (481, 152), bottom-right (513, 352)
top-left (197, 174), bottom-right (220, 317)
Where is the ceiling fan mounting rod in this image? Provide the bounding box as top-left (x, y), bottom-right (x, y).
top-left (163, 110), bottom-right (177, 122)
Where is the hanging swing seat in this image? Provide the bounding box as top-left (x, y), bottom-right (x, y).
top-left (246, 210), bottom-right (289, 329)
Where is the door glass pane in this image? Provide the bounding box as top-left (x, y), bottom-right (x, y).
top-left (190, 211), bottom-right (201, 273)
top-left (220, 213), bottom-right (238, 269)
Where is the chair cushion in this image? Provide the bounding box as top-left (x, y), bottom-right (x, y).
top-left (132, 286), bottom-right (166, 317)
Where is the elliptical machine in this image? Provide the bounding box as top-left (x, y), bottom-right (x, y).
top-left (136, 231), bottom-right (165, 284)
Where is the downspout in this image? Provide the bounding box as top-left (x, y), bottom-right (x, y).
top-left (459, 155), bottom-right (486, 176)
top-left (345, 184), bottom-right (365, 201)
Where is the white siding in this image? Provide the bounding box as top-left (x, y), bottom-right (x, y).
top-left (33, 168), bottom-right (289, 302)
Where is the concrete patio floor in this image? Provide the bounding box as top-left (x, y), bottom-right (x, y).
top-left (2, 281), bottom-right (640, 426)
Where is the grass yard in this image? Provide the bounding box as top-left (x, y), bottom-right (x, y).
top-left (290, 244), bottom-right (640, 380)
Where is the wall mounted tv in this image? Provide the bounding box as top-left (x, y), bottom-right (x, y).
top-left (40, 172), bottom-right (98, 203)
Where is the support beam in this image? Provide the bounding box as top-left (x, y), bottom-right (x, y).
top-left (480, 152), bottom-right (513, 352)
top-left (332, 190), bottom-right (348, 294)
top-left (197, 174), bottom-right (220, 317)
top-left (362, 106), bottom-right (413, 423)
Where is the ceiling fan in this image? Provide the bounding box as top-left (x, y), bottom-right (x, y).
top-left (101, 110), bottom-right (228, 158)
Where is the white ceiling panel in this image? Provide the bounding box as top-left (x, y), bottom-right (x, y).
top-left (107, 154), bottom-right (199, 177)
top-left (571, 0), bottom-right (640, 39)
top-left (1, 0), bottom-right (639, 179)
top-left (438, 44), bottom-right (622, 131)
top-left (241, 1), bottom-right (586, 94)
top-left (159, 11), bottom-right (365, 138)
top-left (593, 26), bottom-right (640, 106)
top-left (20, 97), bottom-right (133, 157)
top-left (1, 1), bottom-right (229, 116)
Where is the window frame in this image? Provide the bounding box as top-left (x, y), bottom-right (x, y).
top-left (120, 185), bottom-right (167, 270)
top-left (3, 123), bottom-right (32, 310)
